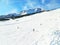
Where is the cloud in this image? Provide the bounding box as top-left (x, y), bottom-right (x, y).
top-left (26, 1), bottom-right (36, 8)
top-left (42, 0), bottom-right (45, 4)
top-left (0, 0), bottom-right (9, 5)
top-left (23, 0), bottom-right (41, 10)
top-left (46, 0), bottom-right (60, 10)
top-left (10, 9), bottom-right (18, 13)
top-left (0, 0), bottom-right (19, 15)
top-left (5, 9), bottom-right (18, 15)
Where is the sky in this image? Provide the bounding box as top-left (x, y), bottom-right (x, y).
top-left (0, 0), bottom-right (60, 15)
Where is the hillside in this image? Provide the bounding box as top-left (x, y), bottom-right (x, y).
top-left (0, 9), bottom-right (60, 45)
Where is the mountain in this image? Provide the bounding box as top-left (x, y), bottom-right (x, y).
top-left (20, 8), bottom-right (43, 15)
top-left (0, 8), bottom-right (43, 20)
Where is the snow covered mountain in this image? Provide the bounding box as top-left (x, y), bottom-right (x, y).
top-left (20, 8), bottom-right (43, 15)
top-left (0, 8), bottom-right (43, 20)
top-left (0, 8), bottom-right (60, 45)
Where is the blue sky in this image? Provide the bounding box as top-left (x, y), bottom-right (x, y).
top-left (0, 0), bottom-right (60, 15)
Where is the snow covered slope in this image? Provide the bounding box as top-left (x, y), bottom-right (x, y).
top-left (0, 9), bottom-right (60, 45)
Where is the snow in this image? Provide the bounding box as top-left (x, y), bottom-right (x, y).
top-left (0, 8), bottom-right (60, 45)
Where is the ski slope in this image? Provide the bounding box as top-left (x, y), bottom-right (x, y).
top-left (0, 9), bottom-right (60, 45)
